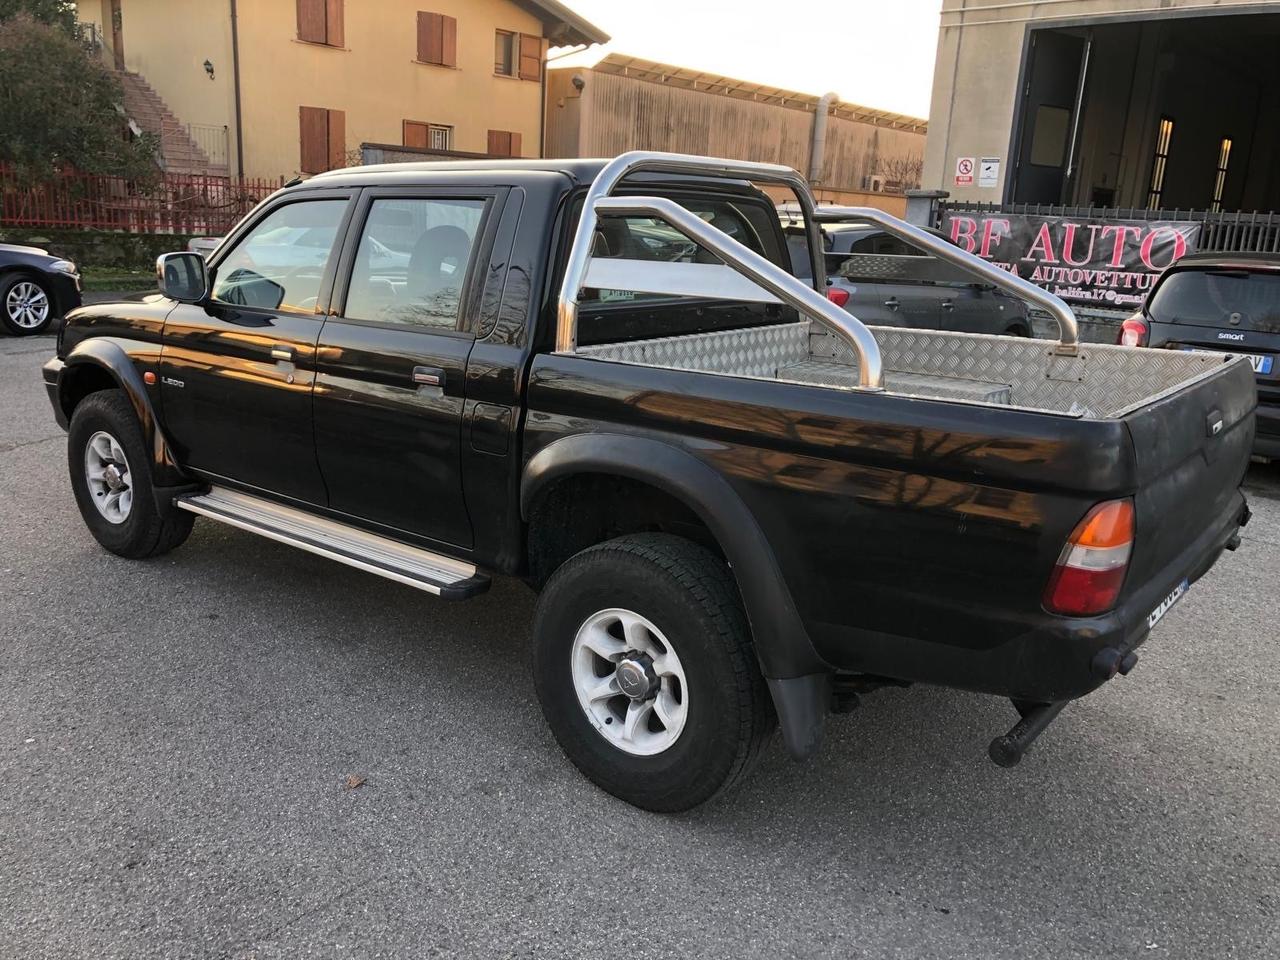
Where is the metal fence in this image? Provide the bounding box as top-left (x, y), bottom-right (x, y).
top-left (938, 201), bottom-right (1280, 254)
top-left (0, 167), bottom-right (282, 235)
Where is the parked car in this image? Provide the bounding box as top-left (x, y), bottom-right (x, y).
top-left (43, 152), bottom-right (1254, 811)
top-left (0, 243), bottom-right (82, 336)
top-left (1119, 252), bottom-right (1279, 460)
top-left (783, 221), bottom-right (1033, 335)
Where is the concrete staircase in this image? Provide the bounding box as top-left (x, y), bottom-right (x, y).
top-left (117, 71), bottom-right (229, 177)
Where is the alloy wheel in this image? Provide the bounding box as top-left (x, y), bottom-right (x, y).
top-left (570, 607), bottom-right (689, 756)
top-left (5, 281), bottom-right (50, 330)
top-left (84, 430), bottom-right (134, 524)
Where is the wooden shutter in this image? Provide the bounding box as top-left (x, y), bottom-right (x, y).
top-left (325, 0), bottom-right (343, 47)
top-left (403, 120), bottom-right (428, 149)
top-left (300, 106), bottom-right (328, 173)
top-left (441, 14), bottom-right (457, 68)
top-left (518, 33), bottom-right (543, 81)
top-left (297, 0), bottom-right (326, 43)
top-left (326, 109), bottom-right (346, 171)
top-left (487, 130), bottom-right (520, 157)
top-left (417, 11), bottom-right (443, 64)
top-left (487, 129), bottom-right (510, 157)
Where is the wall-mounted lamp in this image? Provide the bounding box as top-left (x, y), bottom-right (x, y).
top-left (203, 59), bottom-right (215, 80)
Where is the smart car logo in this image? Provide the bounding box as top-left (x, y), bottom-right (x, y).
top-left (1217, 332), bottom-right (1245, 341)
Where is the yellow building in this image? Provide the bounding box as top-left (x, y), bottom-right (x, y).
top-left (75, 0), bottom-right (607, 180)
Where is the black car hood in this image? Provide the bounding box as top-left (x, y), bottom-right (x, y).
top-left (0, 242), bottom-right (50, 257)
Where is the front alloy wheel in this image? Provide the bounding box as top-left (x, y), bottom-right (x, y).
top-left (2, 277), bottom-right (52, 335)
top-left (84, 430), bottom-right (134, 525)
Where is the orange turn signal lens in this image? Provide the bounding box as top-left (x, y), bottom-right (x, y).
top-left (1071, 500), bottom-right (1134, 549)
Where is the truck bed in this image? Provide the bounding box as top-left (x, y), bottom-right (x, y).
top-left (577, 321), bottom-right (1241, 418)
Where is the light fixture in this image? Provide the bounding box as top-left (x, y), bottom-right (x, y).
top-left (204, 59), bottom-right (215, 80)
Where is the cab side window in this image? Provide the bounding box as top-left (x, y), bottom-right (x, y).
top-left (343, 198), bottom-right (487, 330)
top-left (212, 200), bottom-right (347, 311)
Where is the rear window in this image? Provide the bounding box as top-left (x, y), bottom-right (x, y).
top-left (1147, 269), bottom-right (1280, 333)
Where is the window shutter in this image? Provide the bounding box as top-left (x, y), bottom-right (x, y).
top-left (325, 0), bottom-right (343, 47)
top-left (418, 11), bottom-right (443, 64)
top-left (441, 14), bottom-right (457, 68)
top-left (509, 131), bottom-right (522, 157)
top-left (403, 120), bottom-right (428, 149)
top-left (297, 0), bottom-right (326, 43)
top-left (327, 109), bottom-right (346, 171)
top-left (487, 129), bottom-right (510, 156)
top-left (518, 33), bottom-right (542, 81)
top-left (300, 106), bottom-right (328, 173)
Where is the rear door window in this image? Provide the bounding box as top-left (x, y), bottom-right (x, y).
top-left (342, 198), bottom-right (487, 329)
top-left (1147, 269), bottom-right (1280, 332)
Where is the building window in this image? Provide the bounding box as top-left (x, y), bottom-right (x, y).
top-left (297, 0), bottom-right (343, 47)
top-left (487, 129), bottom-right (522, 158)
top-left (494, 30), bottom-right (515, 75)
top-left (1146, 116), bottom-right (1174, 210)
top-left (404, 120), bottom-right (453, 151)
top-left (300, 106), bottom-right (345, 174)
top-left (1210, 136), bottom-right (1232, 213)
top-left (416, 11), bottom-right (457, 67)
top-left (494, 29), bottom-right (546, 80)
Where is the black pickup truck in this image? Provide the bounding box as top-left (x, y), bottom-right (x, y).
top-left (42, 152), bottom-right (1255, 811)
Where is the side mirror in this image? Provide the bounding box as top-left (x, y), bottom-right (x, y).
top-left (156, 252), bottom-right (208, 303)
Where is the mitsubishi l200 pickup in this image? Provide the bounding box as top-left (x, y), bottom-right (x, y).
top-left (42, 152), bottom-right (1255, 811)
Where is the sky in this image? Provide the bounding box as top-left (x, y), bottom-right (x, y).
top-left (553, 0), bottom-right (941, 119)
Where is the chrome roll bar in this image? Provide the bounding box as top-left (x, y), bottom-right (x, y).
top-left (555, 150), bottom-right (884, 389)
top-left (593, 196), bottom-right (884, 390)
top-left (813, 206), bottom-right (1081, 354)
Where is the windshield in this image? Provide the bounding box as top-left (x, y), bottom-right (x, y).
top-left (1147, 269), bottom-right (1280, 333)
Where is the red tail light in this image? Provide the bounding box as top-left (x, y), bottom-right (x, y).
top-left (1118, 315), bottom-right (1148, 347)
top-left (1044, 499), bottom-right (1134, 616)
top-left (826, 286), bottom-right (850, 307)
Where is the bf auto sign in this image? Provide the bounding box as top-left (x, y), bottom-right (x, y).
top-left (939, 213), bottom-right (1202, 309)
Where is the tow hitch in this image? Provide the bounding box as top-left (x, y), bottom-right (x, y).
top-left (988, 699), bottom-right (1068, 768)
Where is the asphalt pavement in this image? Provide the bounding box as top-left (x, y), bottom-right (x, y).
top-left (2, 331), bottom-right (1278, 959)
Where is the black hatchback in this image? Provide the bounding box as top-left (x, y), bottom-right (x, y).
top-left (1120, 252), bottom-right (1280, 459)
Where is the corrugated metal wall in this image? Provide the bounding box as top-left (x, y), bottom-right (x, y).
top-left (564, 71), bottom-right (925, 194)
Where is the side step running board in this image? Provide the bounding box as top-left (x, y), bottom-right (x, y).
top-left (175, 487), bottom-right (490, 600)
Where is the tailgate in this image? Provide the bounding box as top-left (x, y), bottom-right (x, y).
top-left (1122, 356), bottom-right (1255, 597)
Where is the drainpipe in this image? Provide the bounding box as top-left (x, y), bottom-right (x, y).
top-left (230, 0), bottom-right (245, 178)
top-left (809, 91), bottom-right (838, 188)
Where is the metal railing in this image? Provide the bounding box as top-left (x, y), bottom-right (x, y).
top-left (555, 150), bottom-right (884, 389)
top-left (0, 166), bottom-right (281, 233)
top-left (816, 206), bottom-right (1080, 353)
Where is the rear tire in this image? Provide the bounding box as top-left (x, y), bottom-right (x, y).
top-left (67, 390), bottom-right (194, 559)
top-left (532, 533), bottom-right (774, 812)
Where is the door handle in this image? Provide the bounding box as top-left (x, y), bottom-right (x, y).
top-left (883, 297), bottom-right (900, 310)
top-left (270, 345), bottom-right (294, 362)
top-left (412, 365), bottom-right (444, 388)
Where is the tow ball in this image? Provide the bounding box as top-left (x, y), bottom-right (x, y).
top-left (988, 699), bottom-right (1069, 768)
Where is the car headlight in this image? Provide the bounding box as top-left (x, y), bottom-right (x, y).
top-left (50, 259), bottom-right (78, 276)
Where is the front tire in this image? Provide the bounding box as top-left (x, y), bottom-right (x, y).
top-left (1, 273), bottom-right (55, 336)
top-left (533, 534), bottom-right (774, 812)
top-left (68, 390), bottom-right (194, 559)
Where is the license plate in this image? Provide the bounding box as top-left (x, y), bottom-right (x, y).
top-left (1147, 578), bottom-right (1189, 630)
top-left (1242, 353), bottom-right (1274, 375)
